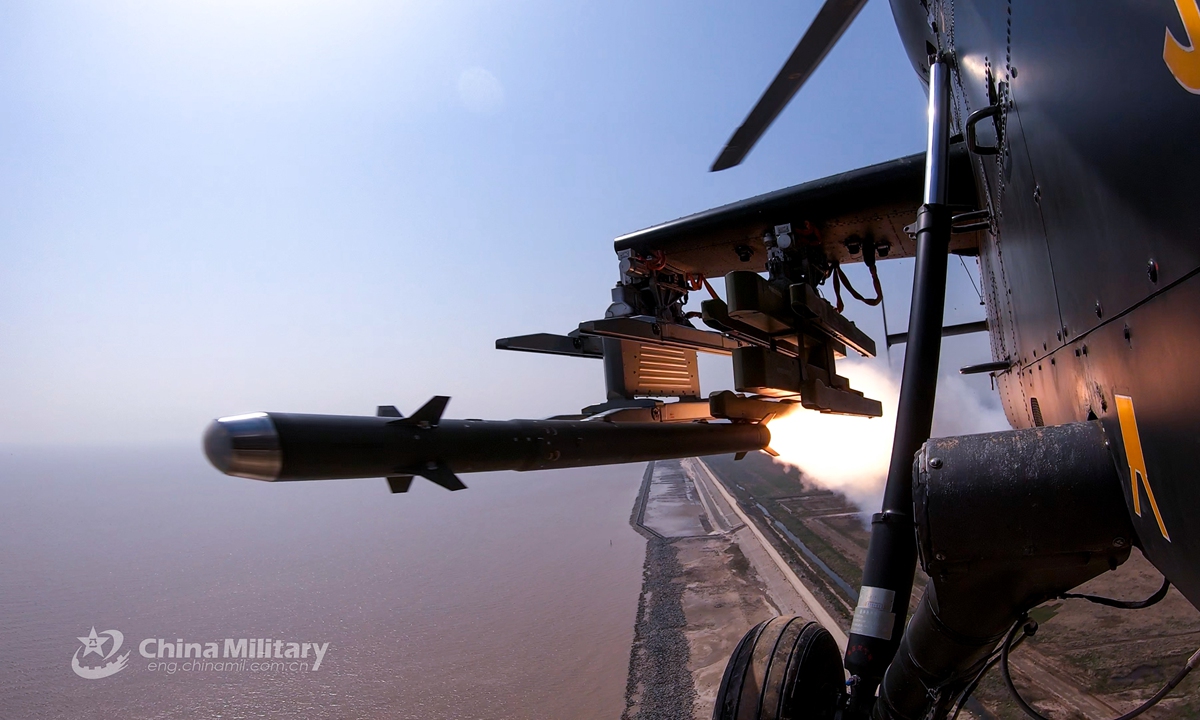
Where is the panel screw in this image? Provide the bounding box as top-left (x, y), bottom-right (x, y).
top-left (929, 457), bottom-right (943, 469)
top-left (1094, 300), bottom-right (1103, 318)
top-left (1147, 259), bottom-right (1159, 283)
top-left (1113, 537), bottom-right (1128, 548)
top-left (935, 552), bottom-right (947, 561)
top-left (1033, 185), bottom-right (1042, 204)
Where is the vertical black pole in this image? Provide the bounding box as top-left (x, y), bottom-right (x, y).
top-left (843, 57), bottom-right (953, 717)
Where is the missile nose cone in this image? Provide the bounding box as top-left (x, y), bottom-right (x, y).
top-left (203, 412), bottom-right (282, 480)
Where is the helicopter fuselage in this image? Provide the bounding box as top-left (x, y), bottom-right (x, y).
top-left (893, 0), bottom-right (1200, 607)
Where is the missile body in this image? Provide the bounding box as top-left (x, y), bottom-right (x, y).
top-left (204, 400), bottom-right (770, 491)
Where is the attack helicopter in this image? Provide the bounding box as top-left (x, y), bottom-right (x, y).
top-left (204, 0), bottom-right (1200, 717)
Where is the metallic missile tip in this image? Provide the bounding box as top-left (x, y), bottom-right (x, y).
top-left (203, 412), bottom-right (282, 481)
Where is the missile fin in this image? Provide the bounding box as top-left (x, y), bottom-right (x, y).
top-left (386, 475), bottom-right (414, 493)
top-left (418, 463), bottom-right (467, 491)
top-left (377, 405), bottom-right (404, 418)
top-left (390, 396), bottom-right (450, 427)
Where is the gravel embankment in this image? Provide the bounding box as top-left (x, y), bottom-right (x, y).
top-left (621, 535), bottom-right (696, 720)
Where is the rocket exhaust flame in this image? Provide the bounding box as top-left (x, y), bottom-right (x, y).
top-left (764, 362), bottom-right (900, 513)
top-left (763, 362), bottom-right (1010, 513)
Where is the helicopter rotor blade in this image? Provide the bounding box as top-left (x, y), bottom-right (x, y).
top-left (710, 0), bottom-right (869, 172)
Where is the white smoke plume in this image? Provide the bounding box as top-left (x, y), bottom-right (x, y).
top-left (765, 359), bottom-right (1009, 515)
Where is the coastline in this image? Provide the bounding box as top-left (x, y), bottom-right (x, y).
top-left (620, 459), bottom-right (821, 720)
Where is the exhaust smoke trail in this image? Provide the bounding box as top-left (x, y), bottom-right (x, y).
top-left (765, 361), bottom-right (1009, 514)
top-left (764, 362), bottom-right (900, 513)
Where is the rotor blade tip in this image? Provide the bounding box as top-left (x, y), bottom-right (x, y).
top-left (710, 147), bottom-right (743, 172)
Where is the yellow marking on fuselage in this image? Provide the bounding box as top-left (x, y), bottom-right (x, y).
top-left (1115, 395), bottom-right (1170, 541)
top-left (1166, 0), bottom-right (1200, 93)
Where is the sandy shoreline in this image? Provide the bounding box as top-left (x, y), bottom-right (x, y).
top-left (621, 459), bottom-right (821, 720)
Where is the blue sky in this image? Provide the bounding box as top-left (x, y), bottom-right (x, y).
top-left (0, 0), bottom-right (1002, 445)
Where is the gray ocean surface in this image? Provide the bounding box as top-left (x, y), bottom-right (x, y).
top-left (0, 446), bottom-right (647, 719)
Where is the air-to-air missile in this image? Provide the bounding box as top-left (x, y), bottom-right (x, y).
top-left (203, 395), bottom-right (772, 493)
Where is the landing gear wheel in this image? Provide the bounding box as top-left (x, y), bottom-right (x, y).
top-left (713, 616), bottom-right (844, 720)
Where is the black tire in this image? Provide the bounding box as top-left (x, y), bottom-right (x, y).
top-left (712, 616), bottom-right (844, 720)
